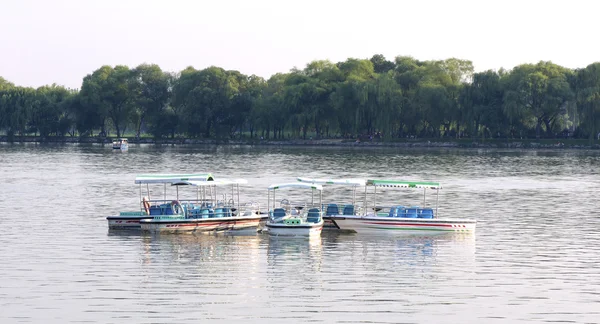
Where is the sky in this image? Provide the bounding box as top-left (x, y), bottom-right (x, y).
top-left (1, 0), bottom-right (598, 89)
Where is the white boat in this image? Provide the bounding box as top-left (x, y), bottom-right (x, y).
top-left (139, 178), bottom-right (265, 234)
top-left (112, 138), bottom-right (129, 150)
top-left (297, 177), bottom-right (476, 234)
top-left (107, 173), bottom-right (215, 229)
top-left (265, 183), bottom-right (325, 236)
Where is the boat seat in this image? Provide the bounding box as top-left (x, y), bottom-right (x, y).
top-left (272, 208), bottom-right (286, 220)
top-left (326, 204), bottom-right (339, 216)
top-left (199, 209), bottom-right (210, 219)
top-left (221, 207), bottom-right (231, 217)
top-left (186, 209), bottom-right (199, 218)
top-left (214, 208), bottom-right (224, 218)
top-left (419, 208), bottom-right (434, 219)
top-left (404, 207), bottom-right (419, 218)
top-left (159, 203), bottom-right (171, 215)
top-left (343, 205), bottom-right (354, 215)
top-left (307, 208), bottom-right (321, 223)
top-left (149, 206), bottom-right (162, 216)
top-left (391, 206), bottom-right (405, 217)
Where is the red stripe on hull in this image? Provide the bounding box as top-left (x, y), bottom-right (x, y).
top-left (164, 220), bottom-right (259, 228)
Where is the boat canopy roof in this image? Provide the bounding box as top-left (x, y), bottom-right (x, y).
top-left (367, 179), bottom-right (441, 189)
top-left (268, 183), bottom-right (323, 191)
top-left (134, 173), bottom-right (214, 184)
top-left (184, 178), bottom-right (248, 187)
top-left (297, 177), bottom-right (366, 186)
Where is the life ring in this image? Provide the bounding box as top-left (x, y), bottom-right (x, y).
top-left (142, 197), bottom-right (151, 215)
top-left (171, 200), bottom-right (183, 215)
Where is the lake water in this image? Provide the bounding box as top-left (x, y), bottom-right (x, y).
top-left (1, 144), bottom-right (599, 323)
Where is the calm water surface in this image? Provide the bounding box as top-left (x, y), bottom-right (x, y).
top-left (1, 144), bottom-right (599, 323)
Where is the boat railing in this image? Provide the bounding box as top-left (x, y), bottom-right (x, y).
top-left (143, 199), bottom-right (233, 210)
top-left (319, 202), bottom-right (436, 219)
top-left (238, 201), bottom-right (261, 217)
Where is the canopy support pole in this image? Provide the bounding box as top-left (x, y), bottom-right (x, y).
top-left (139, 184), bottom-right (142, 211)
top-left (435, 189), bottom-right (439, 218)
top-left (374, 185), bottom-right (377, 215)
top-left (363, 185), bottom-right (367, 217)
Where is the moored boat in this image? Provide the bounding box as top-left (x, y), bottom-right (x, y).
top-left (107, 173), bottom-right (214, 229)
top-left (139, 178), bottom-right (265, 234)
top-left (112, 138), bottom-right (129, 150)
top-left (297, 177), bottom-right (476, 234)
top-left (265, 183), bottom-right (324, 236)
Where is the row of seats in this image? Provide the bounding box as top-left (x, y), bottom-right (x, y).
top-left (149, 203), bottom-right (231, 218)
top-left (187, 207), bottom-right (233, 219)
top-left (271, 208), bottom-right (322, 223)
top-left (149, 204), bottom-right (175, 215)
top-left (388, 206), bottom-right (434, 219)
top-left (325, 204), bottom-right (355, 216)
top-left (323, 203), bottom-right (434, 219)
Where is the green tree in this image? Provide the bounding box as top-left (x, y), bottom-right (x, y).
top-left (370, 54), bottom-right (395, 74)
top-left (0, 87), bottom-right (35, 137)
top-left (31, 85), bottom-right (72, 137)
top-left (576, 62), bottom-right (600, 142)
top-left (131, 64), bottom-right (170, 138)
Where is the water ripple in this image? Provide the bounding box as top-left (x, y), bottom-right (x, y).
top-left (0, 144), bottom-right (599, 323)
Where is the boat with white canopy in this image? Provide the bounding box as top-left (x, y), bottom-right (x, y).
top-left (139, 178), bottom-right (265, 234)
top-left (107, 173), bottom-right (215, 229)
top-left (266, 183), bottom-right (324, 236)
top-left (297, 177), bottom-right (476, 234)
top-left (112, 138), bottom-right (129, 150)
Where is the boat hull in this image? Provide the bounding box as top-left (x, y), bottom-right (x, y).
top-left (107, 215), bottom-right (152, 229)
top-left (266, 222), bottom-right (324, 236)
top-left (140, 216), bottom-right (264, 234)
top-left (328, 216), bottom-right (476, 234)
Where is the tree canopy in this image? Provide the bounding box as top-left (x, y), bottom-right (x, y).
top-left (1, 56), bottom-right (599, 141)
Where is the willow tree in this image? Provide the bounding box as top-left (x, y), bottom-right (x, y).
top-left (0, 87), bottom-right (35, 137)
top-left (334, 58), bottom-right (376, 136)
top-left (131, 64), bottom-right (170, 138)
top-left (32, 85), bottom-right (72, 137)
top-left (462, 70), bottom-right (505, 138)
top-left (576, 63), bottom-right (600, 143)
top-left (79, 65), bottom-right (136, 138)
top-left (503, 62), bottom-right (573, 139)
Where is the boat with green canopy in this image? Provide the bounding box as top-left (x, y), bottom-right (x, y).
top-left (297, 177), bottom-right (476, 234)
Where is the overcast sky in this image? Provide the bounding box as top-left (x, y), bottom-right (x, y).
top-left (1, 0), bottom-right (598, 89)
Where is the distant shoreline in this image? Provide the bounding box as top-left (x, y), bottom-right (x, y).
top-left (2, 135), bottom-right (599, 150)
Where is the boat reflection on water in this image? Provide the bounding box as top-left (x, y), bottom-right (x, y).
top-left (266, 235), bottom-right (323, 270)
top-left (128, 231), bottom-right (265, 268)
top-left (321, 231), bottom-right (476, 271)
top-left (267, 235), bottom-right (323, 257)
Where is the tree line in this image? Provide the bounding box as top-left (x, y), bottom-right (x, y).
top-left (1, 55), bottom-right (600, 141)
